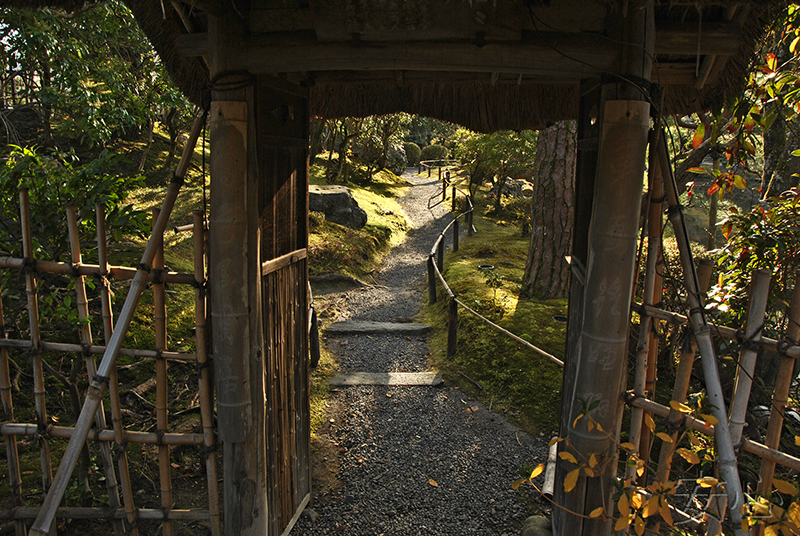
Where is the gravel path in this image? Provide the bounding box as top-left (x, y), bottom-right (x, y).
top-left (294, 170), bottom-right (548, 535)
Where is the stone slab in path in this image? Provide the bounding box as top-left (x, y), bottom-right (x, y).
top-left (325, 321), bottom-right (432, 336)
top-left (330, 372), bottom-right (443, 386)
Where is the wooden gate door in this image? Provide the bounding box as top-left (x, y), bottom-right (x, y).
top-left (257, 77), bottom-right (311, 536)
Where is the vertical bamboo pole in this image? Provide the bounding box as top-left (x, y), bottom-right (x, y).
top-left (152, 208), bottom-right (174, 536)
top-left (626, 128), bottom-right (664, 482)
top-left (96, 203), bottom-right (139, 536)
top-left (18, 188), bottom-right (54, 505)
top-left (193, 210), bottom-right (221, 536)
top-left (66, 204), bottom-right (124, 536)
top-left (758, 268), bottom-right (800, 493)
top-left (655, 259), bottom-right (714, 483)
top-left (0, 281), bottom-right (26, 536)
top-left (453, 218), bottom-right (459, 253)
top-left (30, 113), bottom-right (202, 536)
top-left (427, 257), bottom-right (437, 304)
top-left (706, 268), bottom-right (770, 536)
top-left (658, 129), bottom-right (748, 536)
top-left (447, 297), bottom-right (458, 357)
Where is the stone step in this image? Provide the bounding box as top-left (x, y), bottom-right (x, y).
top-left (330, 372), bottom-right (443, 387)
top-left (325, 321), bottom-right (432, 336)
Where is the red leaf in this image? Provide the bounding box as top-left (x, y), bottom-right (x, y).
top-left (692, 124), bottom-right (705, 149)
top-left (707, 183), bottom-right (720, 196)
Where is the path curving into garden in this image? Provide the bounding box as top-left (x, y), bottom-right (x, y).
top-left (293, 170), bottom-right (548, 535)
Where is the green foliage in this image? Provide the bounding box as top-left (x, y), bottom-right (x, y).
top-left (0, 1), bottom-right (192, 147)
top-left (710, 195), bottom-right (800, 336)
top-left (404, 141), bottom-right (421, 167)
top-left (405, 116), bottom-right (458, 148)
top-left (419, 144), bottom-right (450, 164)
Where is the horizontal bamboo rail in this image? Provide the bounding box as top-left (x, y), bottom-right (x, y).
top-left (628, 396), bottom-right (800, 473)
top-left (0, 338), bottom-right (198, 361)
top-left (0, 423), bottom-right (204, 445)
top-left (635, 303), bottom-right (800, 360)
top-left (1, 508), bottom-right (211, 521)
top-left (0, 256), bottom-right (196, 285)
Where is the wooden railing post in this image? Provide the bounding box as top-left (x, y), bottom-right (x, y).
top-left (437, 239), bottom-right (444, 273)
top-left (427, 256), bottom-right (437, 304)
top-left (447, 297), bottom-right (458, 357)
top-left (452, 186), bottom-right (457, 212)
top-left (453, 218), bottom-right (459, 252)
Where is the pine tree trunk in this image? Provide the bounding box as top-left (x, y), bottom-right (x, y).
top-left (522, 121), bottom-right (576, 299)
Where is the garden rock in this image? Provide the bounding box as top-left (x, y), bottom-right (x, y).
top-left (521, 516), bottom-right (553, 536)
top-left (309, 185), bottom-right (368, 229)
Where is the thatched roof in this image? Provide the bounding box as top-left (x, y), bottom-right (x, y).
top-left (0, 0), bottom-right (789, 132)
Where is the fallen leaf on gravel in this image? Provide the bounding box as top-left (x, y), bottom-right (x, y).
top-left (428, 479), bottom-right (438, 487)
top-left (386, 393), bottom-right (392, 398)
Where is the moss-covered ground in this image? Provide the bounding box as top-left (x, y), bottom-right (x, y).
top-left (420, 184), bottom-right (565, 437)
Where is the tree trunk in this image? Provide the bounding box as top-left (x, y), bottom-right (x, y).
top-left (521, 120), bottom-right (576, 299)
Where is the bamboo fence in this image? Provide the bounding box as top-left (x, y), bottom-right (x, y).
top-left (0, 114), bottom-right (221, 535)
top-left (429, 141), bottom-right (800, 534)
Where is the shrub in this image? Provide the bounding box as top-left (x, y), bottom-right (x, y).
top-left (403, 141), bottom-right (421, 167)
top-left (420, 144), bottom-right (449, 165)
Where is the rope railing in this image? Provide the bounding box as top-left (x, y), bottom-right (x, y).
top-left (425, 184), bottom-right (564, 367)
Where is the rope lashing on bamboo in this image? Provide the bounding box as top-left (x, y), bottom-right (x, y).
top-left (151, 269), bottom-right (167, 284)
top-left (735, 325), bottom-right (765, 353)
top-left (209, 70), bottom-right (255, 93)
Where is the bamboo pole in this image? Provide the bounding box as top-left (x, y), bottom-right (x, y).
top-left (193, 210), bottom-right (221, 536)
top-left (96, 204), bottom-right (138, 536)
top-left (0, 336), bottom-right (197, 361)
top-left (626, 127), bottom-right (664, 482)
top-left (706, 268), bottom-right (770, 536)
top-left (0, 423), bottom-right (204, 445)
top-left (30, 112), bottom-right (203, 536)
top-left (629, 396), bottom-right (800, 473)
top-left (0, 281), bottom-right (26, 536)
top-left (18, 189), bottom-right (54, 516)
top-left (66, 204), bottom-right (124, 536)
top-left (152, 208), bottom-right (174, 536)
top-left (758, 269), bottom-right (800, 493)
top-left (1, 507), bottom-right (211, 521)
top-left (655, 259), bottom-right (714, 486)
top-left (0, 256), bottom-right (196, 284)
top-left (658, 128), bottom-right (747, 536)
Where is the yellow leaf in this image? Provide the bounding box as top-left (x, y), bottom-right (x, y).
top-left (741, 519), bottom-right (749, 534)
top-left (589, 454), bottom-right (598, 468)
top-left (618, 493), bottom-right (630, 517)
top-left (765, 525), bottom-right (779, 536)
top-left (791, 34), bottom-right (800, 54)
top-left (548, 437), bottom-right (564, 447)
top-left (631, 492), bottom-right (643, 510)
top-left (774, 478), bottom-right (798, 496)
top-left (660, 497), bottom-right (674, 526)
top-left (697, 476), bottom-right (719, 488)
top-left (584, 467), bottom-right (595, 477)
top-left (615, 515), bottom-right (632, 531)
top-left (564, 468), bottom-right (580, 492)
top-left (573, 413), bottom-right (584, 428)
top-left (634, 515), bottom-right (645, 536)
top-left (644, 413), bottom-right (656, 433)
top-left (589, 507), bottom-right (605, 519)
top-left (701, 413), bottom-right (719, 426)
top-left (636, 459), bottom-right (645, 478)
top-left (429, 479), bottom-right (438, 487)
top-left (795, 435), bottom-right (800, 447)
top-left (587, 419), bottom-right (594, 431)
top-left (689, 433), bottom-right (701, 446)
top-left (643, 496), bottom-right (660, 518)
top-left (677, 448), bottom-right (701, 465)
top-left (559, 452), bottom-right (578, 465)
top-left (669, 400), bottom-right (692, 413)
top-left (530, 463), bottom-right (546, 480)
top-left (512, 478), bottom-right (525, 490)
top-left (620, 442), bottom-right (636, 451)
top-left (595, 422), bottom-right (604, 433)
top-left (656, 432), bottom-right (673, 443)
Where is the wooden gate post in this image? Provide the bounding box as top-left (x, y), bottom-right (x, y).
top-left (553, 3), bottom-right (654, 534)
top-left (208, 15), bottom-right (268, 536)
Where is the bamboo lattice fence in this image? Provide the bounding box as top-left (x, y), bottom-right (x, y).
top-left (0, 117), bottom-right (220, 535)
top-left (427, 134), bottom-right (800, 533)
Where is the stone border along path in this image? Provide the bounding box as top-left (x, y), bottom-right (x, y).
top-left (293, 169), bottom-right (550, 535)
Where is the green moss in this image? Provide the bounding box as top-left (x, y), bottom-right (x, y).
top-left (420, 190), bottom-right (565, 436)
